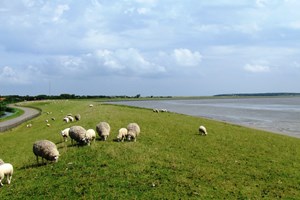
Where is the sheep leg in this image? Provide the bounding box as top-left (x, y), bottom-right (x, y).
top-left (7, 175), bottom-right (12, 184)
top-left (0, 180), bottom-right (3, 187)
top-left (36, 156), bottom-right (39, 164)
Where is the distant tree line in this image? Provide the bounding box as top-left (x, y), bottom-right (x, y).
top-left (214, 93), bottom-right (300, 97)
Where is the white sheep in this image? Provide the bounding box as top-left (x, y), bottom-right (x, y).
top-left (33, 140), bottom-right (59, 164)
top-left (153, 108), bottom-right (159, 113)
top-left (63, 117), bottom-right (70, 123)
top-left (67, 116), bottom-right (75, 122)
top-left (26, 124), bottom-right (32, 128)
top-left (116, 128), bottom-right (128, 142)
top-left (75, 114), bottom-right (81, 121)
top-left (86, 129), bottom-right (96, 144)
top-left (199, 125), bottom-right (207, 136)
top-left (89, 104), bottom-right (94, 107)
top-left (96, 122), bottom-right (111, 141)
top-left (61, 128), bottom-right (70, 142)
top-left (69, 126), bottom-right (90, 145)
top-left (127, 123), bottom-right (140, 142)
top-left (46, 123), bottom-right (51, 127)
top-left (0, 163), bottom-right (13, 187)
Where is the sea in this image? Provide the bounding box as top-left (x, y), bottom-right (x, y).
top-left (108, 97), bottom-right (300, 138)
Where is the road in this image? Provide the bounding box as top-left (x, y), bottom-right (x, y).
top-left (0, 104), bottom-right (40, 132)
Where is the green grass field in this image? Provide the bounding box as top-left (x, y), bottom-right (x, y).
top-left (0, 100), bottom-right (299, 199)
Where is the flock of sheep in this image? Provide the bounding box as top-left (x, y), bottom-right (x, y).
top-left (0, 103), bottom-right (207, 187)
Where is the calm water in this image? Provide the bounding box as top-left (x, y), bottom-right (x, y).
top-left (109, 97), bottom-right (300, 138)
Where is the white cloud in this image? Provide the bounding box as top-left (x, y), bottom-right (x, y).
top-left (0, 66), bottom-right (35, 85)
top-left (173, 49), bottom-right (202, 67)
top-left (244, 64), bottom-right (270, 73)
top-left (53, 4), bottom-right (69, 22)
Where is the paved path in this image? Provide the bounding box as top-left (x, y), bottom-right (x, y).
top-left (0, 104), bottom-right (40, 132)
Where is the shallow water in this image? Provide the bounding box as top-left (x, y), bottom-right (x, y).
top-left (109, 97), bottom-right (300, 138)
top-left (0, 112), bottom-right (13, 119)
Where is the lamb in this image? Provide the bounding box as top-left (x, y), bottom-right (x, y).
top-left (33, 140), bottom-right (59, 164)
top-left (61, 128), bottom-right (70, 142)
top-left (199, 125), bottom-right (207, 136)
top-left (0, 163), bottom-right (13, 186)
top-left (116, 128), bottom-right (128, 142)
top-left (69, 126), bottom-right (90, 145)
top-left (127, 123), bottom-right (140, 142)
top-left (86, 129), bottom-right (96, 143)
top-left (96, 122), bottom-right (111, 141)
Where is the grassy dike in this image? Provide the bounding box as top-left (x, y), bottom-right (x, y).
top-left (0, 100), bottom-right (299, 199)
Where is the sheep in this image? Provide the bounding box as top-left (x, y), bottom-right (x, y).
top-left (46, 123), bottom-right (51, 127)
top-left (69, 126), bottom-right (90, 145)
top-left (61, 128), bottom-right (70, 142)
top-left (0, 163), bottom-right (13, 187)
top-left (51, 117), bottom-right (56, 121)
top-left (96, 122), bottom-right (110, 141)
top-left (160, 109), bottom-right (168, 112)
top-left (63, 117), bottom-right (70, 123)
top-left (199, 125), bottom-right (207, 136)
top-left (127, 123), bottom-right (140, 142)
top-left (67, 116), bottom-right (75, 122)
top-left (0, 159), bottom-right (4, 165)
top-left (116, 128), bottom-right (128, 142)
top-left (75, 114), bottom-right (81, 121)
top-left (33, 140), bottom-right (59, 164)
top-left (89, 104), bottom-right (94, 107)
top-left (86, 129), bottom-right (96, 144)
top-left (26, 123), bottom-right (32, 128)
top-left (153, 108), bottom-right (159, 113)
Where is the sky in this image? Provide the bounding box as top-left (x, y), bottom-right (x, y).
top-left (1, 0), bottom-right (300, 96)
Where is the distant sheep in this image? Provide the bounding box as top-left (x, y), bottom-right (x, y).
top-left (116, 128), bottom-right (128, 142)
top-left (69, 126), bottom-right (90, 145)
top-left (199, 125), bottom-right (207, 136)
top-left (86, 129), bottom-right (96, 143)
top-left (46, 123), bottom-right (51, 127)
top-left (33, 140), bottom-right (59, 164)
top-left (153, 108), bottom-right (159, 113)
top-left (26, 124), bottom-right (32, 128)
top-left (0, 163), bottom-right (13, 186)
top-left (75, 114), bottom-right (81, 121)
top-left (96, 122), bottom-right (111, 141)
top-left (67, 116), bottom-right (75, 122)
top-left (63, 117), bottom-right (70, 123)
top-left (127, 123), bottom-right (140, 142)
top-left (61, 128), bottom-right (70, 142)
top-left (89, 104), bottom-right (94, 107)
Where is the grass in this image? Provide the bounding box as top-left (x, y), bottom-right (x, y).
top-left (0, 99), bottom-right (299, 199)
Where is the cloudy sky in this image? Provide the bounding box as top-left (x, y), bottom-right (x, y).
top-left (1, 0), bottom-right (300, 96)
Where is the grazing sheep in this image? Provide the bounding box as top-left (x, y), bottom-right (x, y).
top-left (45, 119), bottom-right (49, 123)
top-left (67, 116), bottom-right (75, 122)
top-left (61, 128), bottom-right (70, 142)
top-left (51, 117), bottom-right (56, 121)
top-left (116, 128), bottom-right (128, 142)
top-left (26, 123), bottom-right (32, 128)
top-left (0, 163), bottom-right (13, 186)
top-left (127, 123), bottom-right (140, 142)
top-left (89, 104), bottom-right (94, 107)
top-left (33, 140), bottom-right (59, 164)
top-left (199, 125), bottom-right (207, 136)
top-left (0, 159), bottom-right (4, 165)
top-left (75, 114), bottom-right (81, 121)
top-left (96, 122), bottom-right (111, 141)
top-left (69, 126), bottom-right (90, 145)
top-left (153, 108), bottom-right (159, 113)
top-left (63, 117), bottom-right (70, 123)
top-left (46, 123), bottom-right (51, 127)
top-left (160, 109), bottom-right (168, 112)
top-left (86, 129), bottom-right (96, 143)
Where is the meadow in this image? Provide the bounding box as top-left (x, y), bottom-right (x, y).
top-left (0, 99), bottom-right (299, 199)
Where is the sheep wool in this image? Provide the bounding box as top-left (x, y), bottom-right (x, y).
top-left (33, 140), bottom-right (59, 164)
top-left (117, 128), bottom-right (128, 142)
top-left (96, 122), bottom-right (111, 141)
top-left (69, 125), bottom-right (89, 145)
top-left (127, 123), bottom-right (140, 142)
top-left (199, 125), bottom-right (207, 136)
top-left (0, 163), bottom-right (13, 186)
top-left (86, 129), bottom-right (96, 143)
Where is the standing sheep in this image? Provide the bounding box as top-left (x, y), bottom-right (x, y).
top-left (116, 128), bottom-right (128, 142)
top-left (75, 114), bottom-right (81, 121)
top-left (60, 128), bottom-right (70, 142)
top-left (199, 125), bottom-right (207, 136)
top-left (127, 123), bottom-right (140, 142)
top-left (86, 129), bottom-right (96, 143)
top-left (96, 122), bottom-right (111, 141)
top-left (33, 140), bottom-right (59, 164)
top-left (0, 163), bottom-right (13, 186)
top-left (69, 126), bottom-right (90, 145)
